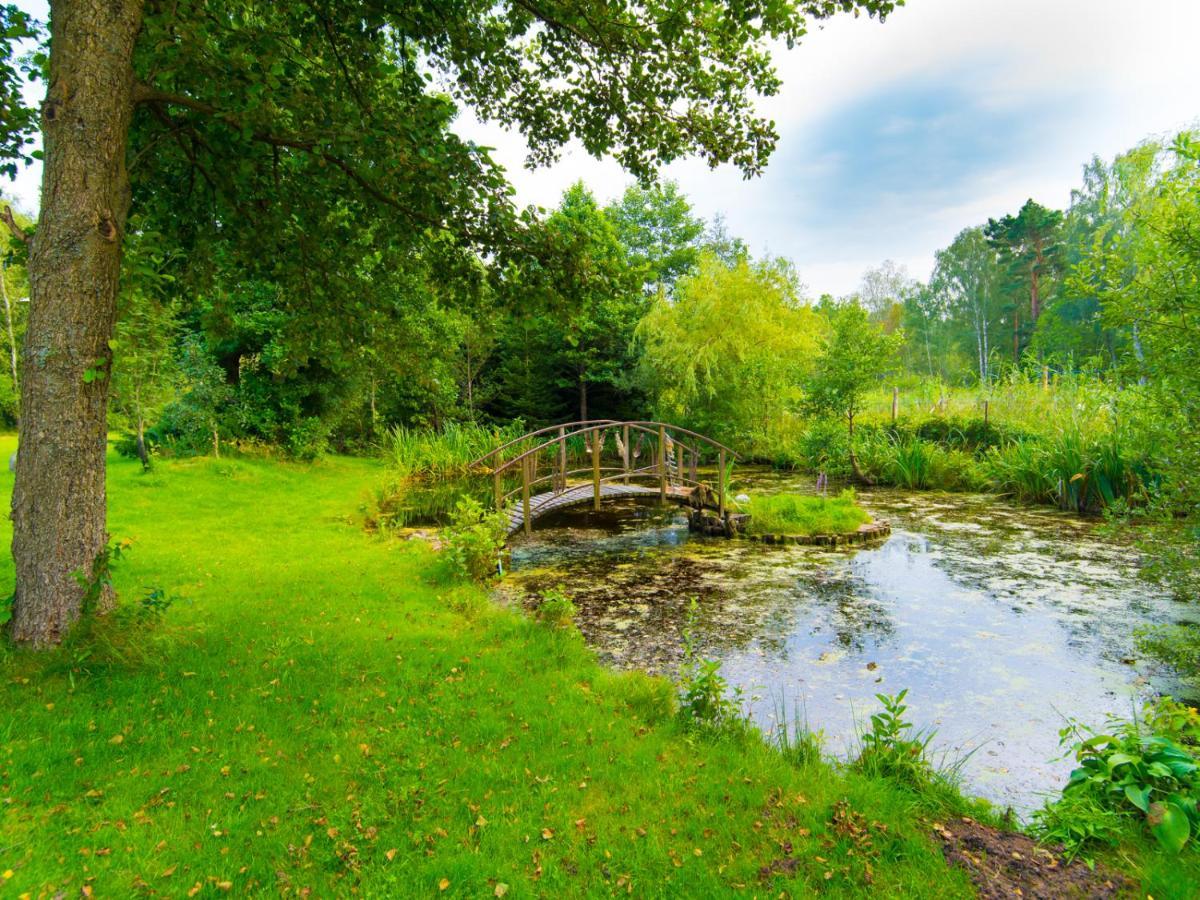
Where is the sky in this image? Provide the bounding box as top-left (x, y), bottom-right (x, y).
top-left (7, 0), bottom-right (1200, 296)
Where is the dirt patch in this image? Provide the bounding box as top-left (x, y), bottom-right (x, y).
top-left (933, 817), bottom-right (1133, 899)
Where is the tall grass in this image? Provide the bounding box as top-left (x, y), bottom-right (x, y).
top-left (743, 490), bottom-right (870, 536)
top-left (388, 421), bottom-right (525, 480)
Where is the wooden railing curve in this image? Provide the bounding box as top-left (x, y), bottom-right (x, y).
top-left (468, 420), bottom-right (739, 536)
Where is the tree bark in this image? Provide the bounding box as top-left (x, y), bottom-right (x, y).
top-left (7, 0), bottom-right (145, 646)
top-left (0, 259), bottom-right (19, 402)
top-left (578, 373), bottom-right (588, 422)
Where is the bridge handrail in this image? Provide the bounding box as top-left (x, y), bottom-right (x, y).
top-left (468, 419), bottom-right (619, 469)
top-left (486, 421), bottom-right (731, 476)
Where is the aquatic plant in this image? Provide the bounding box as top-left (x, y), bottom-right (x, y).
top-left (389, 421), bottom-right (525, 481)
top-left (534, 587), bottom-right (578, 629)
top-left (773, 697), bottom-right (826, 769)
top-left (743, 490), bottom-right (870, 536)
top-left (676, 599), bottom-right (746, 732)
top-left (852, 690), bottom-right (938, 789)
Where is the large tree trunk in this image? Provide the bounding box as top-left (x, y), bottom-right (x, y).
top-left (7, 0), bottom-right (144, 647)
top-left (578, 374), bottom-right (588, 422)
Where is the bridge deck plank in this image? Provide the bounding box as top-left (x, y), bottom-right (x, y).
top-left (506, 482), bottom-right (694, 535)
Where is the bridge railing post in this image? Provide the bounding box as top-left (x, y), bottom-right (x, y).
top-left (718, 449), bottom-right (727, 521)
top-left (494, 469), bottom-right (502, 511)
top-left (522, 456), bottom-right (532, 536)
top-left (622, 424), bottom-right (630, 484)
top-left (558, 425), bottom-right (566, 493)
top-left (658, 425), bottom-right (666, 504)
top-left (592, 427), bottom-right (602, 510)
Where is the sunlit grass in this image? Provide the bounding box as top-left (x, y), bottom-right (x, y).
top-left (0, 440), bottom-right (981, 897)
top-left (743, 490), bottom-right (870, 536)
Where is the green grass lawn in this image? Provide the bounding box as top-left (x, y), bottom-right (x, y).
top-left (742, 490), bottom-right (870, 537)
top-left (0, 442), bottom-right (1192, 897)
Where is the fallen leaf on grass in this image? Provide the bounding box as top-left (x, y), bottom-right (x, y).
top-left (438, 877), bottom-right (450, 891)
top-left (494, 885), bottom-right (509, 897)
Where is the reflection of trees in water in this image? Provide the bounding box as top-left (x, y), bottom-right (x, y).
top-left (517, 543), bottom-right (899, 671)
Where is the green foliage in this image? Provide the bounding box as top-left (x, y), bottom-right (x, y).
top-left (443, 497), bottom-right (508, 582)
top-left (743, 490), bottom-right (869, 536)
top-left (637, 252), bottom-right (821, 444)
top-left (533, 587), bottom-right (577, 629)
top-left (676, 599), bottom-right (745, 731)
top-left (804, 303), bottom-right (903, 436)
top-left (1135, 624), bottom-right (1200, 686)
top-left (1034, 700), bottom-right (1200, 856)
top-left (605, 180), bottom-right (705, 294)
top-left (853, 690), bottom-right (937, 789)
top-left (389, 421), bottom-right (524, 481)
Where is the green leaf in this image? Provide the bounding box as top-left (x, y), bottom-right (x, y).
top-left (1124, 783), bottom-right (1151, 813)
top-left (1148, 801), bottom-right (1191, 853)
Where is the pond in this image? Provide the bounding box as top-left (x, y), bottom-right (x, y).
top-left (500, 467), bottom-right (1198, 816)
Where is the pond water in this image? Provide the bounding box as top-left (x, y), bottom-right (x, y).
top-left (500, 468), bottom-right (1198, 816)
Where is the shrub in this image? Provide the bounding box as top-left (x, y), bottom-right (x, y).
top-left (852, 689), bottom-right (937, 789)
top-left (534, 587), bottom-right (577, 629)
top-left (1033, 699), bottom-right (1200, 855)
top-left (443, 497), bottom-right (508, 582)
top-left (285, 417), bottom-right (331, 461)
top-left (676, 599), bottom-right (745, 731)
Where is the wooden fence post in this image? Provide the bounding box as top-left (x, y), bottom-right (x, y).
top-left (592, 427), bottom-right (602, 510)
top-left (891, 386), bottom-right (899, 425)
top-left (522, 456), bottom-right (532, 536)
top-left (658, 425), bottom-right (667, 504)
top-left (718, 448), bottom-right (727, 521)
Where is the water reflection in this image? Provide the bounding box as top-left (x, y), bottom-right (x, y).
top-left (503, 470), bottom-right (1197, 815)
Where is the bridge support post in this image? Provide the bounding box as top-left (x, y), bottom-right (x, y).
top-left (522, 457), bottom-right (532, 536)
top-left (718, 449), bottom-right (727, 521)
top-left (592, 428), bottom-right (601, 510)
top-left (557, 426), bottom-right (566, 492)
top-left (622, 424), bottom-right (630, 484)
top-left (494, 469), bottom-right (502, 510)
top-left (658, 425), bottom-right (667, 504)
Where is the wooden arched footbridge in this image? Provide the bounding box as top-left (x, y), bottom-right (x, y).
top-left (469, 420), bottom-right (738, 537)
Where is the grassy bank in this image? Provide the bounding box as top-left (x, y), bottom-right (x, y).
top-left (0, 439), bottom-right (981, 897)
top-left (0, 441), bottom-right (1193, 896)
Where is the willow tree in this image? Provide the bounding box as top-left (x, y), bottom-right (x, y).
top-left (0, 0), bottom-right (900, 645)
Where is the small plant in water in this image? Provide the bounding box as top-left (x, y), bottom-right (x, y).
top-left (443, 497), bottom-right (507, 582)
top-left (676, 598), bottom-right (744, 731)
top-left (853, 689), bottom-right (936, 788)
top-left (535, 587), bottom-right (577, 629)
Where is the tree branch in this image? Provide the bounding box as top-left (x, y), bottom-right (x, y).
top-left (1, 205), bottom-right (29, 245)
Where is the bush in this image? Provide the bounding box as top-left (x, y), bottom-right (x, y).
top-left (285, 417), bottom-right (331, 461)
top-left (534, 587), bottom-right (577, 629)
top-left (852, 689), bottom-right (937, 789)
top-left (676, 599), bottom-right (745, 732)
top-left (442, 497), bottom-right (508, 582)
top-left (1033, 699), bottom-right (1200, 855)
